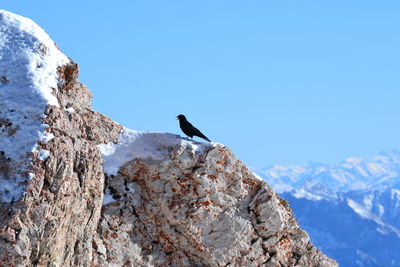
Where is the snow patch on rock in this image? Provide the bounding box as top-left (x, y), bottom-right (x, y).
top-left (0, 10), bottom-right (69, 202)
top-left (98, 127), bottom-right (214, 176)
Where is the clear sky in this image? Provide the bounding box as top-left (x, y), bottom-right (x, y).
top-left (3, 1), bottom-right (400, 167)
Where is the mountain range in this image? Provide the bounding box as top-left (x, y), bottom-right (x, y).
top-left (253, 150), bottom-right (400, 266)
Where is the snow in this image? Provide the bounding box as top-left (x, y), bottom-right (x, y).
top-left (102, 188), bottom-right (116, 205)
top-left (98, 127), bottom-right (214, 176)
top-left (103, 180), bottom-right (136, 206)
top-left (347, 198), bottom-right (372, 219)
top-left (344, 157), bottom-right (362, 164)
top-left (251, 172), bottom-right (263, 181)
top-left (367, 162), bottom-right (387, 176)
top-left (391, 189), bottom-right (400, 200)
top-left (378, 204), bottom-right (385, 216)
top-left (363, 193), bottom-right (373, 210)
top-left (347, 198), bottom-right (400, 238)
top-left (0, 10), bottom-right (69, 202)
top-left (292, 188), bottom-right (323, 201)
top-left (37, 150), bottom-right (50, 161)
top-left (126, 182), bottom-right (135, 193)
top-left (65, 107), bottom-right (75, 113)
top-left (256, 151), bottom-right (400, 194)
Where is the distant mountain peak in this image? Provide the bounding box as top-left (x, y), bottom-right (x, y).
top-left (254, 151), bottom-right (400, 266)
top-left (254, 150), bottom-right (400, 194)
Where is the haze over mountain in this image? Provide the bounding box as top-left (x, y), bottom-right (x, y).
top-left (254, 150), bottom-right (400, 266)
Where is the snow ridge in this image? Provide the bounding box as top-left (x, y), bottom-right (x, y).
top-left (0, 10), bottom-right (69, 202)
top-left (98, 127), bottom-right (214, 176)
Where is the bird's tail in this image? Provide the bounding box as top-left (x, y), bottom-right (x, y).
top-left (199, 134), bottom-right (211, 142)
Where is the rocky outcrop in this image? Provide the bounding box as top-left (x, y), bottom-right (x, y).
top-left (94, 143), bottom-right (336, 266)
top-left (0, 45), bottom-right (121, 266)
top-left (0, 10), bottom-right (337, 267)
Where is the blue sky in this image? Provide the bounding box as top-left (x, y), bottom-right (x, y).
top-left (3, 1), bottom-right (400, 167)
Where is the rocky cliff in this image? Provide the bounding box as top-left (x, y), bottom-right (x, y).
top-left (0, 10), bottom-right (337, 267)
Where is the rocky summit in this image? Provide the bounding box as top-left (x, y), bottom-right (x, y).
top-left (0, 10), bottom-right (336, 267)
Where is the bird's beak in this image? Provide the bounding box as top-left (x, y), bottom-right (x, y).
top-left (176, 116), bottom-right (178, 120)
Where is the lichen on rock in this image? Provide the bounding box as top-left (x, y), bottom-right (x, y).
top-left (96, 140), bottom-right (336, 266)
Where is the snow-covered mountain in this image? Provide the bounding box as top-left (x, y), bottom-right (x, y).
top-left (253, 151), bottom-right (400, 266)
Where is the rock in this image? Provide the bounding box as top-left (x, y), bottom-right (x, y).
top-left (0, 9), bottom-right (121, 266)
top-left (0, 9), bottom-right (337, 267)
top-left (97, 143), bottom-right (336, 266)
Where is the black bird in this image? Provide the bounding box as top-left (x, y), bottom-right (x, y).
top-left (176, 114), bottom-right (211, 142)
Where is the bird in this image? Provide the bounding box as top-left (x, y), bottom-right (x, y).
top-left (176, 114), bottom-right (211, 142)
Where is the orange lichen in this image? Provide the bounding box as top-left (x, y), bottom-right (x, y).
top-left (208, 174), bottom-right (217, 179)
top-left (198, 200), bottom-right (214, 206)
top-left (111, 233), bottom-right (118, 239)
